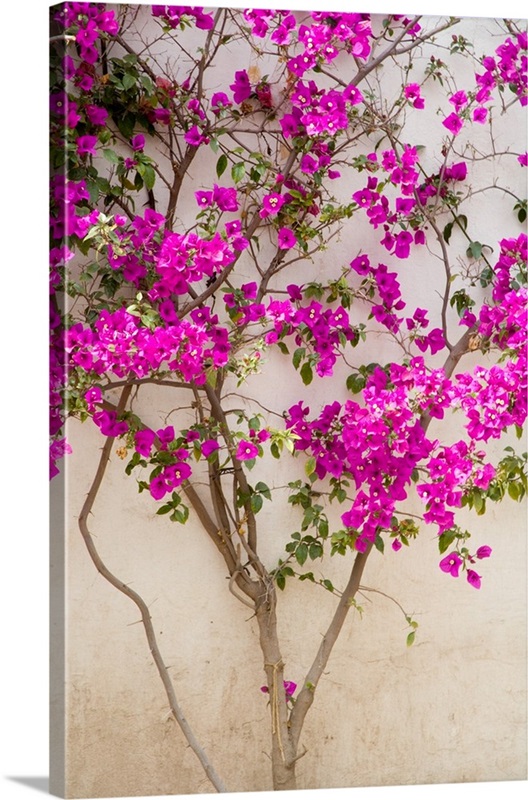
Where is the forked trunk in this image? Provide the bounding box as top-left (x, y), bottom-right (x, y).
top-left (255, 588), bottom-right (298, 791)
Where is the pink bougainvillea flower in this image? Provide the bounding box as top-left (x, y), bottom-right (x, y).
top-left (518, 153), bottom-right (528, 166)
top-left (131, 134), bottom-right (145, 151)
top-left (260, 680), bottom-right (297, 697)
top-left (135, 428), bottom-right (156, 457)
top-left (76, 135), bottom-right (98, 156)
top-left (404, 83), bottom-right (425, 109)
top-left (84, 386), bottom-right (102, 411)
top-left (229, 70), bottom-right (251, 103)
top-left (195, 190), bottom-right (213, 208)
top-left (445, 162), bottom-right (468, 181)
top-left (472, 106), bottom-right (488, 123)
top-left (278, 227), bottom-right (296, 249)
top-left (392, 539), bottom-right (402, 552)
top-left (439, 552), bottom-right (463, 578)
top-left (149, 474), bottom-right (169, 501)
top-left (467, 569), bottom-right (482, 589)
top-left (476, 545), bottom-right (492, 559)
top-left (184, 125), bottom-right (207, 146)
top-left (236, 440), bottom-right (259, 461)
top-left (85, 105), bottom-right (108, 126)
top-left (211, 92), bottom-right (231, 113)
top-left (156, 426), bottom-right (175, 446)
top-left (201, 440), bottom-right (220, 458)
top-left (442, 112), bottom-right (463, 135)
top-left (260, 192), bottom-right (286, 217)
top-left (449, 90), bottom-right (468, 111)
top-left (211, 185), bottom-right (238, 212)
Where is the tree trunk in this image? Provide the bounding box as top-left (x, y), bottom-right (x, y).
top-left (255, 587), bottom-right (298, 791)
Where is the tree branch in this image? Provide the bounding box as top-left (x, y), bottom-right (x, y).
top-left (289, 542), bottom-right (374, 750)
top-left (77, 384), bottom-right (228, 793)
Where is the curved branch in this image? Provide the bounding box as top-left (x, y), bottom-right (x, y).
top-left (289, 542), bottom-right (374, 750)
top-left (77, 384), bottom-right (228, 794)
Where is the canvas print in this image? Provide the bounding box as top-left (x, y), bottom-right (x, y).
top-left (49, 2), bottom-right (527, 797)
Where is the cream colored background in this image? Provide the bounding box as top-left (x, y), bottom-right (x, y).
top-left (46, 1), bottom-right (527, 798)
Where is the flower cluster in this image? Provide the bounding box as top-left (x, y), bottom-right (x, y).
top-left (152, 5), bottom-right (214, 30)
top-left (67, 307), bottom-right (231, 383)
top-left (351, 146), bottom-right (426, 261)
top-left (442, 29), bottom-right (527, 135)
top-left (417, 441), bottom-right (496, 534)
top-left (286, 360), bottom-right (449, 552)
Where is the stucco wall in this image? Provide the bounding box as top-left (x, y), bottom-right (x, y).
top-left (52, 4), bottom-right (527, 798)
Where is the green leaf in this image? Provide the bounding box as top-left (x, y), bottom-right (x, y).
top-left (142, 164), bottom-right (156, 190)
top-left (346, 373), bottom-right (366, 394)
top-left (300, 362), bottom-right (313, 386)
top-left (103, 148), bottom-right (120, 165)
top-left (122, 73), bottom-right (136, 91)
top-left (276, 572), bottom-right (286, 590)
top-left (305, 456), bottom-right (316, 478)
top-left (309, 542), bottom-right (322, 560)
top-left (216, 154), bottom-right (228, 178)
top-left (467, 241), bottom-right (483, 260)
top-left (231, 162), bottom-right (246, 183)
top-left (292, 347), bottom-right (305, 370)
top-left (296, 543), bottom-right (308, 566)
top-left (374, 533), bottom-right (385, 554)
top-left (156, 504), bottom-right (173, 515)
top-left (322, 579), bottom-right (334, 593)
top-left (406, 631), bottom-right (416, 647)
top-left (250, 494), bottom-right (263, 513)
top-left (508, 482), bottom-right (521, 501)
top-left (438, 529), bottom-right (456, 554)
top-left (255, 482), bottom-right (271, 501)
top-left (443, 221), bottom-right (453, 244)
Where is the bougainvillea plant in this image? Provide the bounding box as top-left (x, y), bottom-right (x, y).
top-left (50, 2), bottom-right (527, 793)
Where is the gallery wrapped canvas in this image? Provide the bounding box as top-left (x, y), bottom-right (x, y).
top-left (50, 2), bottom-right (527, 797)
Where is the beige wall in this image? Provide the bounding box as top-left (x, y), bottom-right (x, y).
top-left (54, 6), bottom-right (527, 798)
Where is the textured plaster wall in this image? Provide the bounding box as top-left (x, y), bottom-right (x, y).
top-left (53, 5), bottom-right (527, 798)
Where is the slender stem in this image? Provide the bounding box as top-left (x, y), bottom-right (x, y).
top-left (77, 384), bottom-right (228, 794)
top-left (289, 543), bottom-right (373, 750)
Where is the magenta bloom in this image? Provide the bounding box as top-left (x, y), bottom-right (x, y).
top-left (236, 440), bottom-right (259, 461)
top-left (445, 162), bottom-right (467, 181)
top-left (84, 386), bottom-right (102, 411)
top-left (449, 90), bottom-right (468, 111)
top-left (278, 227), bottom-right (296, 249)
top-left (442, 113), bottom-right (463, 135)
top-left (85, 105), bottom-right (108, 126)
top-left (394, 230), bottom-right (414, 259)
top-left (230, 70), bottom-right (251, 103)
top-left (467, 569), bottom-right (482, 589)
top-left (157, 426), bottom-right (175, 446)
top-left (184, 125), bottom-right (206, 146)
top-left (201, 440), bottom-right (220, 458)
top-left (472, 106), bottom-right (488, 124)
top-left (476, 545), bottom-right (492, 559)
top-left (518, 153), bottom-right (528, 166)
top-left (135, 428), bottom-right (156, 457)
top-left (131, 134), bottom-right (145, 151)
top-left (150, 474), bottom-right (169, 501)
top-left (76, 135), bottom-right (98, 156)
top-left (211, 92), bottom-right (231, 113)
top-left (260, 192), bottom-right (286, 217)
top-left (260, 680), bottom-right (297, 697)
top-left (439, 552), bottom-right (463, 578)
top-left (195, 190), bottom-right (213, 208)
